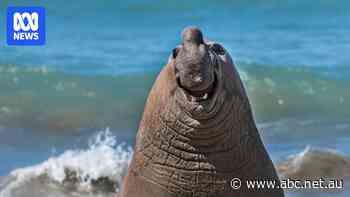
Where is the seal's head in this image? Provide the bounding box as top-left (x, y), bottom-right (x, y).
top-left (173, 27), bottom-right (217, 100)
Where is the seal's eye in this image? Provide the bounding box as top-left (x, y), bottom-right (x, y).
top-left (210, 43), bottom-right (225, 55)
top-left (172, 47), bottom-right (180, 59)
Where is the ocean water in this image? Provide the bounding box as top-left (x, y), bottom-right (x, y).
top-left (0, 0), bottom-right (350, 196)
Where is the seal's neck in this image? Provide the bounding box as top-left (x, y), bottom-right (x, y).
top-left (138, 120), bottom-right (240, 194)
top-left (142, 97), bottom-right (241, 172)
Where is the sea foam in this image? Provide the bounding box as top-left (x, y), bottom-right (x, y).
top-left (0, 128), bottom-right (133, 197)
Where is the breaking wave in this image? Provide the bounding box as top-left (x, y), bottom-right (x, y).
top-left (0, 129), bottom-right (133, 197)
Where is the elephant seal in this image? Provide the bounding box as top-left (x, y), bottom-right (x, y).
top-left (121, 27), bottom-right (284, 197)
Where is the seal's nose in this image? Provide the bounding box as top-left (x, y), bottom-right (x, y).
top-left (175, 27), bottom-right (215, 94)
top-left (181, 26), bottom-right (204, 46)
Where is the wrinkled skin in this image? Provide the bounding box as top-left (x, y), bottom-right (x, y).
top-left (121, 27), bottom-right (284, 197)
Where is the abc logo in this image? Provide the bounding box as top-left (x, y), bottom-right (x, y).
top-left (13, 12), bottom-right (39, 32)
top-left (13, 12), bottom-right (40, 40)
top-left (7, 7), bottom-right (45, 46)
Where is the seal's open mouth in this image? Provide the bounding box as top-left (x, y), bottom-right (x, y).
top-left (177, 72), bottom-right (217, 102)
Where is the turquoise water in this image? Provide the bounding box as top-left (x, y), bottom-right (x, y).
top-left (0, 0), bottom-right (349, 196)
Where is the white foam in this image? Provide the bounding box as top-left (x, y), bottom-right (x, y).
top-left (0, 128), bottom-right (133, 197)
